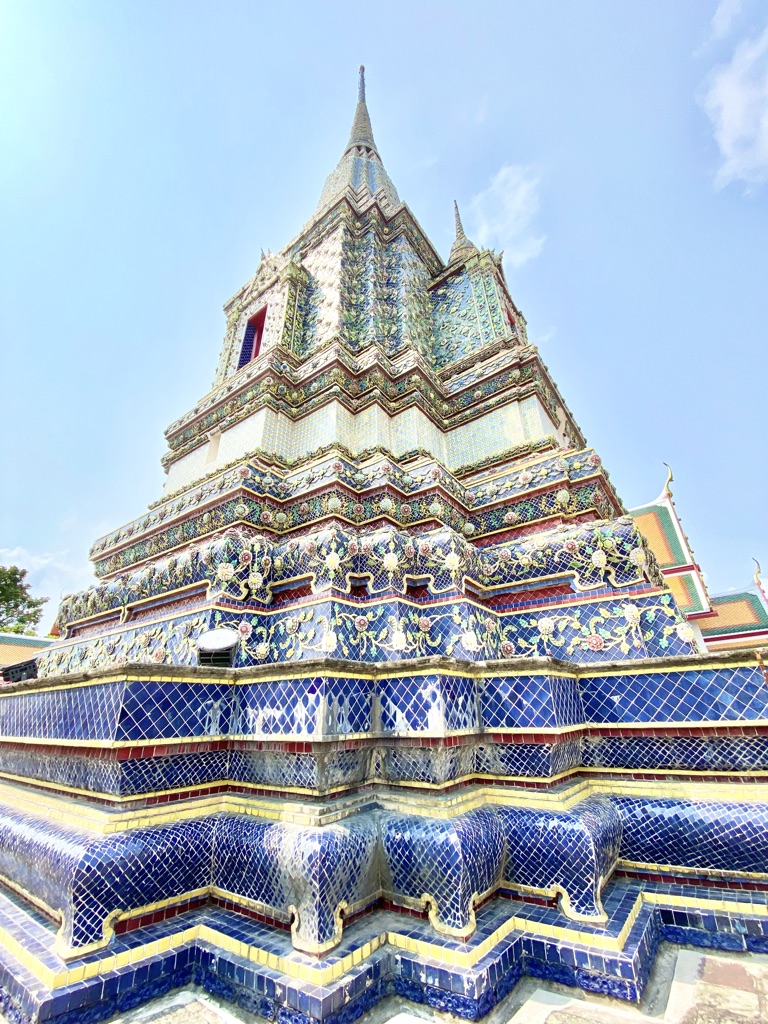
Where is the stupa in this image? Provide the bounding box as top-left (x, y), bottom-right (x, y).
top-left (0, 69), bottom-right (767, 1024)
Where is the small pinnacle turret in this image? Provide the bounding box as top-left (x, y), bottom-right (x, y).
top-left (448, 200), bottom-right (479, 264)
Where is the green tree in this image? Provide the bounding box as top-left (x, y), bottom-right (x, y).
top-left (0, 566), bottom-right (47, 635)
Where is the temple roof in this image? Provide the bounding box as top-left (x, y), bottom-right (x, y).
top-left (315, 67), bottom-right (400, 214)
top-left (629, 466), bottom-right (711, 617)
top-left (0, 630), bottom-right (53, 670)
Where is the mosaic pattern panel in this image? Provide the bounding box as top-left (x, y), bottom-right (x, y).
top-left (497, 798), bottom-right (621, 920)
top-left (615, 797), bottom-right (768, 874)
top-left (39, 586), bottom-right (697, 678)
top-left (90, 446), bottom-right (614, 578)
top-left (584, 734), bottom-right (768, 772)
top-left (580, 664), bottom-right (768, 724)
top-left (380, 808), bottom-right (505, 935)
top-left (64, 518), bottom-right (660, 629)
top-left (90, 447), bottom-right (606, 565)
top-left (39, 613), bottom-right (210, 678)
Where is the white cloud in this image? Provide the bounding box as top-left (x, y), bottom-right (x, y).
top-left (530, 328), bottom-right (556, 347)
top-left (468, 164), bottom-right (546, 268)
top-left (711, 0), bottom-right (742, 41)
top-left (702, 24), bottom-right (768, 188)
top-left (0, 546), bottom-right (94, 629)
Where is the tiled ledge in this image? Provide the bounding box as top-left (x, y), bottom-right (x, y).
top-left (4, 648), bottom-right (764, 697)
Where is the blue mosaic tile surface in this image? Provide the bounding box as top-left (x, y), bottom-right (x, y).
top-left (0, 747), bottom-right (228, 796)
top-left (497, 797), bottom-right (621, 919)
top-left (9, 723), bottom-right (768, 799)
top-left (5, 789), bottom-right (765, 962)
top-left (380, 808), bottom-right (505, 933)
top-left (0, 683), bottom-right (126, 741)
top-left (213, 814), bottom-right (379, 949)
top-left (2, 878), bottom-right (768, 1024)
top-left (5, 658), bottom-right (767, 753)
top-left (584, 734), bottom-right (768, 772)
top-left (616, 797), bottom-right (768, 873)
top-left (580, 664), bottom-right (768, 723)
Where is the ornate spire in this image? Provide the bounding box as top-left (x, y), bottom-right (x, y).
top-left (346, 65), bottom-right (377, 153)
top-left (315, 67), bottom-right (399, 213)
top-left (449, 201), bottom-right (479, 264)
top-left (454, 200), bottom-right (464, 236)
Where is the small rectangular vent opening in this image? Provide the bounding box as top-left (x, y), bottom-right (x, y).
top-left (198, 648), bottom-right (235, 668)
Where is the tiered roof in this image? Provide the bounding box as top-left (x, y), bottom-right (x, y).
top-left (630, 469), bottom-right (768, 650)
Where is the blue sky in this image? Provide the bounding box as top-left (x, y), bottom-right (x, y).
top-left (1, 0), bottom-right (766, 631)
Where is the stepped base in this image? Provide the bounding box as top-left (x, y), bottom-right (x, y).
top-left (1, 879), bottom-right (768, 1024)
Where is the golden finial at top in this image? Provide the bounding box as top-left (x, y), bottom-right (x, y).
top-left (662, 462), bottom-right (674, 498)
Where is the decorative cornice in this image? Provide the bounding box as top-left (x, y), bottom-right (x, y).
top-left (89, 444), bottom-right (620, 577)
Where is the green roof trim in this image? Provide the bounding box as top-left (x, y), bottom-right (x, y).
top-left (0, 633), bottom-right (54, 648)
top-left (671, 570), bottom-right (708, 616)
top-left (629, 504), bottom-right (687, 567)
top-left (700, 591), bottom-right (768, 637)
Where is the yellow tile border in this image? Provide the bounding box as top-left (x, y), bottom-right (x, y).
top-left (620, 859), bottom-right (768, 883)
top-left (7, 651), bottom-right (763, 703)
top-left (4, 772), bottom-right (768, 835)
top-left (1, 883), bottom-right (762, 992)
top-left (4, 731), bottom-right (768, 811)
